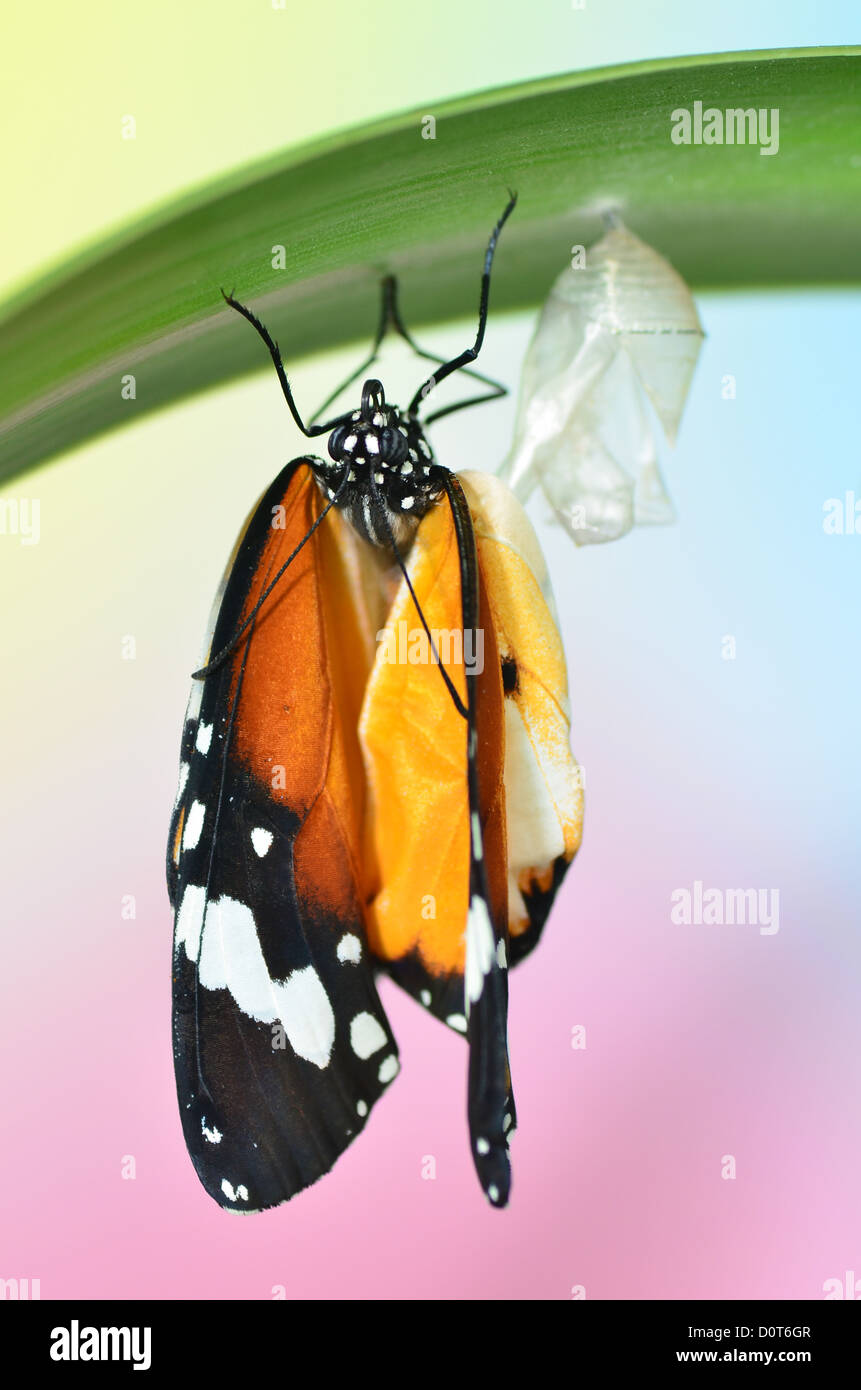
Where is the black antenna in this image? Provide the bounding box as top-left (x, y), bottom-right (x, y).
top-left (408, 191), bottom-right (517, 415)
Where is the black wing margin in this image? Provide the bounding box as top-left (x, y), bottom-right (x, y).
top-left (444, 474), bottom-right (516, 1208)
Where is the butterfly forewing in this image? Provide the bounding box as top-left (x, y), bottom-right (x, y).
top-left (169, 460), bottom-right (399, 1212)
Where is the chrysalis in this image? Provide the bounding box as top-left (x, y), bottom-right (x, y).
top-left (501, 218), bottom-right (704, 545)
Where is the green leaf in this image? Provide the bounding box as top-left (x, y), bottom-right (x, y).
top-left (1, 48), bottom-right (858, 484)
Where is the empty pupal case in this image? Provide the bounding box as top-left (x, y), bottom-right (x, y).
top-left (501, 219), bottom-right (704, 545)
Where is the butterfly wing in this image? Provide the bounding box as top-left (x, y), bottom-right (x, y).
top-left (459, 470), bottom-right (584, 963)
top-left (446, 475), bottom-right (517, 1207)
top-left (358, 469), bottom-right (582, 1205)
top-left (168, 459), bottom-right (399, 1212)
top-left (358, 475), bottom-right (513, 1204)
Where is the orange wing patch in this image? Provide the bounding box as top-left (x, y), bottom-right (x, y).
top-left (226, 468), bottom-right (377, 926)
top-left (171, 805), bottom-right (185, 867)
top-left (359, 495), bottom-right (506, 977)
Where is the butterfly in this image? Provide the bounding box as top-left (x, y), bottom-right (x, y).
top-left (167, 195), bottom-right (584, 1212)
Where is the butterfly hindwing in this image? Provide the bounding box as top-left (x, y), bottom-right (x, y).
top-left (168, 459), bottom-right (399, 1212)
top-left (458, 471), bottom-right (584, 963)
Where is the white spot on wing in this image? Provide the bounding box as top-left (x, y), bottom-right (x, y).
top-left (476, 1137), bottom-right (490, 1155)
top-left (198, 897), bottom-right (336, 1068)
top-left (182, 800), bottom-right (206, 852)
top-left (176, 884), bottom-right (206, 960)
top-left (497, 938), bottom-right (507, 969)
top-left (357, 1100), bottom-right (368, 1117)
top-left (446, 1013), bottom-right (468, 1033)
top-left (221, 1179), bottom-right (249, 1203)
top-left (350, 1012), bottom-right (387, 1059)
top-left (420, 989), bottom-right (432, 1006)
top-left (250, 827), bottom-right (273, 857)
top-left (275, 965), bottom-right (336, 1068)
top-left (196, 722), bottom-right (213, 754)
top-left (186, 675), bottom-right (204, 724)
top-left (337, 933), bottom-right (361, 964)
top-left (465, 895), bottom-right (496, 1006)
top-left (174, 761), bottom-right (190, 808)
top-left (202, 1118), bottom-right (222, 1144)
top-left (378, 1055), bottom-right (399, 1084)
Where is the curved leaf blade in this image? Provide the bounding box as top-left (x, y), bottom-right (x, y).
top-left (1, 48), bottom-right (858, 483)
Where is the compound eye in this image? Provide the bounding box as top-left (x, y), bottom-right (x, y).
top-left (380, 427), bottom-right (408, 464)
top-left (327, 426), bottom-right (347, 461)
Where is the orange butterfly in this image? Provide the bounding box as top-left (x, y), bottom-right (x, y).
top-left (167, 197), bottom-right (583, 1210)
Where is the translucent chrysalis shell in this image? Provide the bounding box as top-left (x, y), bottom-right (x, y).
top-left (501, 220), bottom-right (704, 545)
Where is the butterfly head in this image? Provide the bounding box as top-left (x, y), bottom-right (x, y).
top-left (319, 379), bottom-right (445, 550)
top-left (326, 379), bottom-right (411, 470)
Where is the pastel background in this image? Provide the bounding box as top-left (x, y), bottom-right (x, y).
top-left (1, 1), bottom-right (858, 1300)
